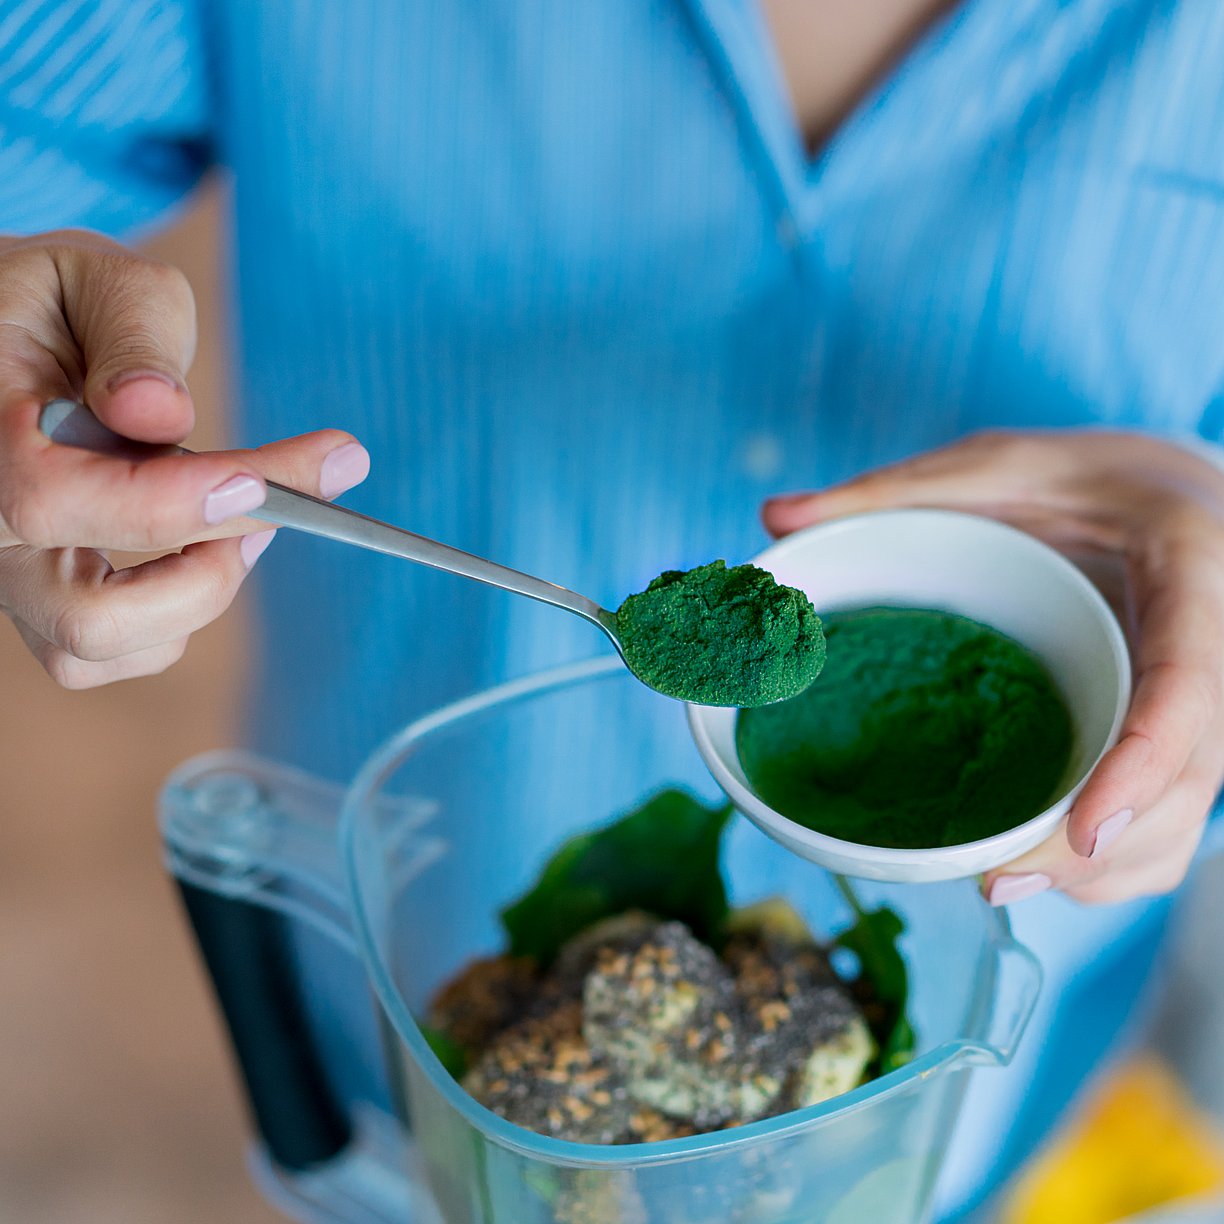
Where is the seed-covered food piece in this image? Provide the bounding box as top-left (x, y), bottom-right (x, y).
top-left (550, 910), bottom-right (662, 995)
top-left (583, 921), bottom-right (783, 1127)
top-left (438, 906), bottom-right (876, 1145)
top-left (723, 896), bottom-right (816, 945)
top-left (462, 1001), bottom-right (636, 1145)
top-left (427, 953), bottom-right (540, 1055)
top-left (793, 1015), bottom-right (875, 1107)
top-left (724, 924), bottom-right (873, 1110)
top-left (553, 1170), bottom-right (648, 1224)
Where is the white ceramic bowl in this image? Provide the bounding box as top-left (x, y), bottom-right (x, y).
top-left (687, 509), bottom-right (1132, 883)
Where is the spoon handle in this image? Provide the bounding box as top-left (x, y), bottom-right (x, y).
top-left (39, 399), bottom-right (610, 629)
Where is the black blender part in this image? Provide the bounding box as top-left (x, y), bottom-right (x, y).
top-left (160, 753), bottom-right (426, 1223)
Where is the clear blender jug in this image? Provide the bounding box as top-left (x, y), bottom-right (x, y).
top-left (161, 657), bottom-right (1040, 1224)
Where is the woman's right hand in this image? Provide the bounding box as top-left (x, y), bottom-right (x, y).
top-left (0, 229), bottom-right (370, 688)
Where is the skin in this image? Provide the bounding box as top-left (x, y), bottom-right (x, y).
top-left (4, 5), bottom-right (1210, 904)
top-left (7, 231), bottom-right (1212, 910)
top-left (750, 1), bottom-right (1224, 907)
top-left (761, 0), bottom-right (957, 151)
top-left (0, 229), bottom-right (369, 688)
top-left (763, 431), bottom-right (1224, 907)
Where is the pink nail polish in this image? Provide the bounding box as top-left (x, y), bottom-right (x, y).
top-left (987, 873), bottom-right (1052, 907)
top-left (1091, 808), bottom-right (1134, 859)
top-left (320, 442), bottom-right (371, 499)
top-left (240, 529), bottom-right (276, 570)
top-left (204, 475), bottom-right (265, 525)
top-left (107, 369), bottom-right (184, 394)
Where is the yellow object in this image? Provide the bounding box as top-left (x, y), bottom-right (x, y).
top-left (1002, 1056), bottom-right (1224, 1224)
top-left (724, 896), bottom-right (814, 943)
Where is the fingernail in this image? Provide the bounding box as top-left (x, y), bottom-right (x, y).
top-left (763, 492), bottom-right (813, 514)
top-left (106, 369), bottom-right (183, 394)
top-left (762, 495), bottom-right (817, 535)
top-left (204, 475), bottom-right (265, 525)
top-left (1091, 808), bottom-right (1133, 859)
top-left (240, 529), bottom-right (276, 570)
top-left (987, 873), bottom-right (1052, 907)
top-left (320, 442), bottom-right (371, 499)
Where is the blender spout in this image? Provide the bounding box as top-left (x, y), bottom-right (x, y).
top-left (956, 938), bottom-right (1044, 1068)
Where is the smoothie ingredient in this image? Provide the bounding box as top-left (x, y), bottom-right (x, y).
top-left (500, 789), bottom-right (732, 965)
top-left (427, 789), bottom-right (914, 1144)
top-left (417, 1023), bottom-right (469, 1081)
top-left (428, 954), bottom-right (539, 1053)
top-left (615, 561), bottom-right (825, 707)
top-left (833, 877), bottom-right (914, 1076)
top-left (455, 913), bottom-right (873, 1142)
top-left (736, 607), bottom-right (1074, 849)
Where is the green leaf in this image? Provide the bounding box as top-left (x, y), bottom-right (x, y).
top-left (418, 1021), bottom-right (469, 1081)
top-left (834, 902), bottom-right (907, 1006)
top-left (878, 1013), bottom-right (916, 1075)
top-left (500, 788), bottom-right (734, 965)
top-left (832, 876), bottom-right (916, 1073)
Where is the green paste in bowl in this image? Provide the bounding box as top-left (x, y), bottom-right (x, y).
top-left (735, 607), bottom-right (1075, 850)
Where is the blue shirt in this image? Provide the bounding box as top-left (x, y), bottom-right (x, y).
top-left (5, 0), bottom-right (1224, 772)
top-left (5, 1), bottom-right (1224, 1216)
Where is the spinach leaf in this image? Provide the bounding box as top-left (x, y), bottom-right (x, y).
top-left (500, 788), bottom-right (734, 965)
top-left (833, 876), bottom-right (916, 1074)
top-left (418, 1022), bottom-right (469, 1080)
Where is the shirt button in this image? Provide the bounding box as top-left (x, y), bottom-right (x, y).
top-left (741, 432), bottom-right (784, 481)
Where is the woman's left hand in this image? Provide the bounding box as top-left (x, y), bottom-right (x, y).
top-left (762, 429), bottom-right (1224, 907)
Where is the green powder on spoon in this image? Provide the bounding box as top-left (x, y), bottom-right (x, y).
top-left (615, 560), bottom-right (826, 707)
top-left (736, 607), bottom-right (1074, 849)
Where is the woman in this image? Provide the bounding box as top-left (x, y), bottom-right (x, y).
top-left (3, 0), bottom-right (1223, 1215)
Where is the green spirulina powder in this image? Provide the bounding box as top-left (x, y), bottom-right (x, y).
top-left (736, 607), bottom-right (1074, 849)
top-left (615, 560), bottom-right (826, 707)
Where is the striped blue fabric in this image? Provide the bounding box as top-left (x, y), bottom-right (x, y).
top-left (5, 1), bottom-right (1224, 1216)
top-left (0, 0), bottom-right (208, 233)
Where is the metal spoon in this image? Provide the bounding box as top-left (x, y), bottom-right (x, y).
top-left (38, 398), bottom-right (644, 682)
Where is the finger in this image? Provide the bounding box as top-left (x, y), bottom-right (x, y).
top-left (981, 819), bottom-right (1204, 908)
top-left (0, 394), bottom-right (265, 549)
top-left (1064, 528), bottom-right (1224, 856)
top-left (757, 430), bottom-right (1115, 539)
top-left (0, 531), bottom-right (275, 662)
top-left (984, 739), bottom-right (1222, 905)
top-left (50, 237), bottom-right (198, 443)
top-left (0, 234), bottom-right (197, 443)
top-left (13, 618), bottom-right (191, 689)
top-left (254, 429), bottom-right (372, 504)
top-left (0, 232), bottom-right (96, 400)
top-left (0, 397), bottom-right (367, 551)
top-left (1061, 824), bottom-right (1203, 905)
top-left (177, 428), bottom-right (372, 542)
top-left (0, 243), bottom-right (214, 550)
top-left (762, 433), bottom-right (1033, 535)
top-left (983, 803), bottom-right (1205, 907)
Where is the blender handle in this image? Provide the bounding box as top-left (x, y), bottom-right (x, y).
top-left (176, 879), bottom-right (352, 1170)
top-left (161, 751), bottom-right (434, 1221)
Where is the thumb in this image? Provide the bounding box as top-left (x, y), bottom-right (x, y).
top-left (56, 239), bottom-right (198, 445)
